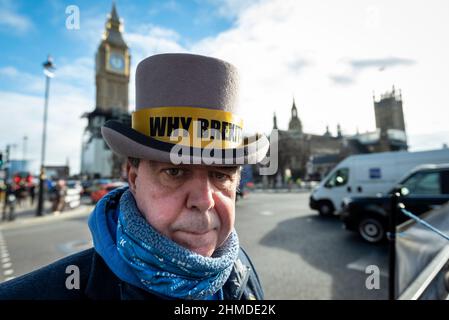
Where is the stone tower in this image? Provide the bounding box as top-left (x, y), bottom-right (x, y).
top-left (273, 112), bottom-right (278, 130)
top-left (374, 85), bottom-right (406, 133)
top-left (288, 98), bottom-right (303, 132)
top-left (81, 3), bottom-right (131, 179)
top-left (373, 86), bottom-right (408, 152)
top-left (95, 2), bottom-right (131, 113)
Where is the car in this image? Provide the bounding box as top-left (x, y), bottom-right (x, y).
top-left (90, 181), bottom-right (128, 204)
top-left (310, 148), bottom-right (449, 216)
top-left (83, 179), bottom-right (112, 196)
top-left (80, 180), bottom-right (94, 196)
top-left (340, 164), bottom-right (449, 243)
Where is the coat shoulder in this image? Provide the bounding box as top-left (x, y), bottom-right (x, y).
top-left (0, 248), bottom-right (94, 300)
top-left (239, 246), bottom-right (265, 300)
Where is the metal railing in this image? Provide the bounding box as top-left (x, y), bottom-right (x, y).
top-left (399, 244), bottom-right (449, 300)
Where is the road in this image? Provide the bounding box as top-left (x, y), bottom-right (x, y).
top-left (235, 192), bottom-right (388, 299)
top-left (0, 192), bottom-right (388, 299)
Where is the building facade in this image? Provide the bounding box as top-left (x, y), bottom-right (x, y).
top-left (81, 4), bottom-right (131, 179)
top-left (257, 88), bottom-right (408, 186)
top-left (261, 99), bottom-right (344, 186)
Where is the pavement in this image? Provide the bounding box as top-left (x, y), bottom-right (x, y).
top-left (0, 198), bottom-right (93, 231)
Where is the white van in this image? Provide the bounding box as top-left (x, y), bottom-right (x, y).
top-left (309, 148), bottom-right (449, 215)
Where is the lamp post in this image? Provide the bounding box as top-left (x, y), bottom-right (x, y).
top-left (23, 135), bottom-right (28, 162)
top-left (36, 55), bottom-right (55, 217)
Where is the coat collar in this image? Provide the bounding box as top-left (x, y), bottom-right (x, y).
top-left (84, 248), bottom-right (252, 300)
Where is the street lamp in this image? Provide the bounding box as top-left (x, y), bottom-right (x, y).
top-left (23, 135), bottom-right (28, 162)
top-left (36, 55), bottom-right (55, 217)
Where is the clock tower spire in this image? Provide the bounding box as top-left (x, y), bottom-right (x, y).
top-left (81, 3), bottom-right (131, 179)
top-left (95, 2), bottom-right (130, 113)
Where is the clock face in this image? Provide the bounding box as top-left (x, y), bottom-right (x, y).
top-left (109, 53), bottom-right (125, 72)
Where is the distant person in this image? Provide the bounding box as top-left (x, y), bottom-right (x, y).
top-left (0, 53), bottom-right (268, 300)
top-left (51, 179), bottom-right (66, 215)
top-left (2, 181), bottom-right (17, 222)
top-left (29, 184), bottom-right (36, 206)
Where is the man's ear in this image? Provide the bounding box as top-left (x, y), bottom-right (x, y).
top-left (126, 161), bottom-right (138, 195)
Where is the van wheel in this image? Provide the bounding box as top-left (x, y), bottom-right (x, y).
top-left (358, 216), bottom-right (385, 243)
top-left (318, 201), bottom-right (334, 216)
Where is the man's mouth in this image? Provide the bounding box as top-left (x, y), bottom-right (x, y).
top-left (172, 229), bottom-right (219, 257)
top-left (179, 229), bottom-right (215, 236)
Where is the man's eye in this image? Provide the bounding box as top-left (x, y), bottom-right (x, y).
top-left (213, 171), bottom-right (230, 181)
top-left (164, 168), bottom-right (184, 177)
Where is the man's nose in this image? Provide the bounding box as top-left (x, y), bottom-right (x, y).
top-left (186, 175), bottom-right (215, 213)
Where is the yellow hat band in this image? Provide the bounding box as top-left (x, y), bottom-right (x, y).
top-left (132, 107), bottom-right (244, 149)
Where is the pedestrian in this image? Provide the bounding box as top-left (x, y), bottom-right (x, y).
top-left (51, 179), bottom-right (66, 215)
top-left (29, 183), bottom-right (36, 206)
top-left (2, 180), bottom-right (17, 222)
top-left (0, 53), bottom-right (269, 300)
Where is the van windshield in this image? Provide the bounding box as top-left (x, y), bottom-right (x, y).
top-left (324, 168), bottom-right (349, 188)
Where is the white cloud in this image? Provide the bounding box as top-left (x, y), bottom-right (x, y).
top-left (187, 0), bottom-right (449, 149)
top-left (0, 10), bottom-right (31, 32)
top-left (127, 25), bottom-right (186, 59)
top-left (55, 57), bottom-right (94, 85)
top-left (0, 66), bottom-right (19, 77)
top-left (0, 0), bottom-right (32, 33)
top-left (207, 0), bottom-right (265, 20)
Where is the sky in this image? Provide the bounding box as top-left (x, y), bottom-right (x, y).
top-left (0, 0), bottom-right (448, 175)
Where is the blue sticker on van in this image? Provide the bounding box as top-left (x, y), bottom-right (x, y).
top-left (369, 168), bottom-right (381, 179)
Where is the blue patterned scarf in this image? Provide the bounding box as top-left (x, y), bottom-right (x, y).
top-left (88, 187), bottom-right (239, 300)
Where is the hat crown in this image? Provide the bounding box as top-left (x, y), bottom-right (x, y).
top-left (135, 53), bottom-right (240, 114)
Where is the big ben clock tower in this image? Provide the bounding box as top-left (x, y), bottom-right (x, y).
top-left (95, 2), bottom-right (130, 112)
top-left (81, 3), bottom-right (131, 179)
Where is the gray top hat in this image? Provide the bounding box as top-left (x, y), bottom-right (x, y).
top-left (102, 53), bottom-right (268, 165)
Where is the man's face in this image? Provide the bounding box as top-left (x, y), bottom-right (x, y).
top-left (127, 160), bottom-right (239, 257)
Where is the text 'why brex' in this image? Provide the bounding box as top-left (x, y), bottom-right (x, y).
top-left (149, 117), bottom-right (243, 142)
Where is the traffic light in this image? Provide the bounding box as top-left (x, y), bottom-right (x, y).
top-left (0, 152), bottom-right (3, 169)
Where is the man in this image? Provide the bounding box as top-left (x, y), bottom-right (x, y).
top-left (2, 179), bottom-right (17, 222)
top-left (51, 179), bottom-right (67, 215)
top-left (0, 53), bottom-right (269, 300)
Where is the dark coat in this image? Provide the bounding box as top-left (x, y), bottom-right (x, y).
top-left (0, 246), bottom-right (264, 300)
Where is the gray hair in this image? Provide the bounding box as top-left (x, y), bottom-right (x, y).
top-left (128, 157), bottom-right (141, 168)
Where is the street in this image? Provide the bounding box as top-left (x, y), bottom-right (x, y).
top-left (236, 192), bottom-right (388, 299)
top-left (0, 192), bottom-right (388, 299)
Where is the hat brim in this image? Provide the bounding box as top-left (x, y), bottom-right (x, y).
top-left (101, 120), bottom-right (269, 165)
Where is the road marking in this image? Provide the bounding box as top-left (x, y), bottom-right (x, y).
top-left (0, 205), bottom-right (93, 231)
top-left (260, 211), bottom-right (273, 216)
top-left (346, 252), bottom-right (388, 277)
top-left (3, 269), bottom-right (14, 276)
top-left (0, 231), bottom-right (14, 281)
